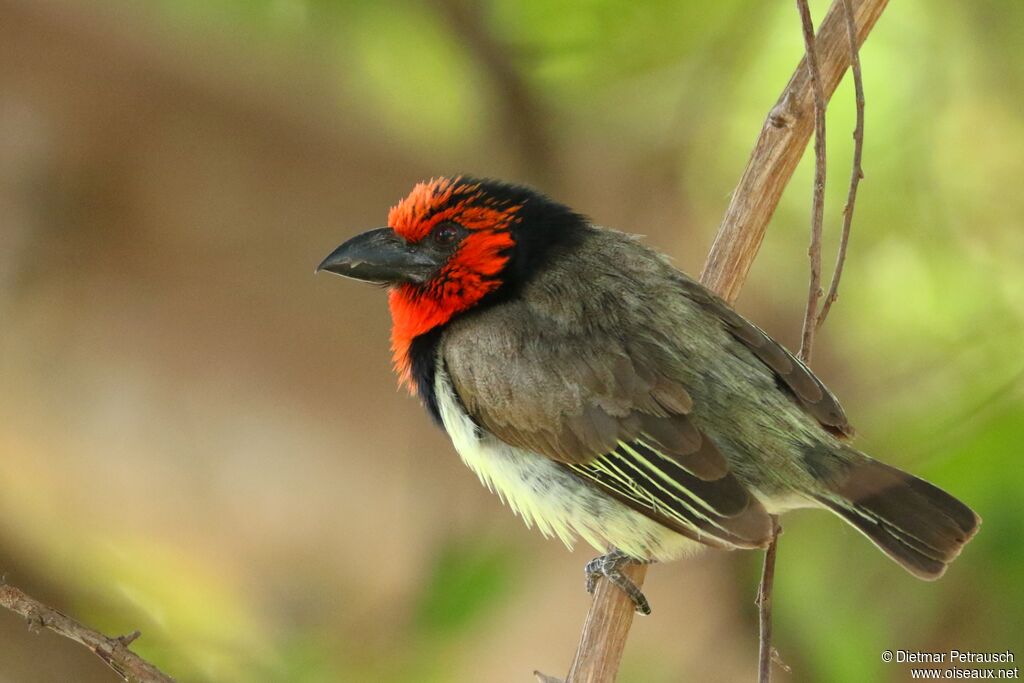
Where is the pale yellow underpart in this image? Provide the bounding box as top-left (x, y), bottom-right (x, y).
top-left (434, 366), bottom-right (706, 562)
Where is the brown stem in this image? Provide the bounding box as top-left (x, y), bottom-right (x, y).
top-left (795, 0), bottom-right (828, 366)
top-left (756, 518), bottom-right (783, 683)
top-left (0, 583), bottom-right (175, 683)
top-left (564, 561), bottom-right (648, 683)
top-left (818, 0), bottom-right (866, 328)
top-left (760, 3), bottom-right (830, 681)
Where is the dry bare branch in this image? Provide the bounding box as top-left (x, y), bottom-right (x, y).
top-left (795, 0), bottom-right (828, 365)
top-left (0, 583), bottom-right (175, 683)
top-left (756, 520), bottom-right (783, 683)
top-left (564, 561), bottom-right (648, 683)
top-left (818, 0), bottom-right (866, 328)
top-left (755, 3), bottom-right (830, 680)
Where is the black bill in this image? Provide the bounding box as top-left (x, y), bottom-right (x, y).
top-left (316, 228), bottom-right (441, 285)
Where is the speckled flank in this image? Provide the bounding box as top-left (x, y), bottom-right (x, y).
top-left (434, 363), bottom-right (704, 562)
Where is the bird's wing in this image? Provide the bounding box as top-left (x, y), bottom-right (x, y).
top-left (562, 432), bottom-right (773, 549)
top-left (672, 276), bottom-right (853, 437)
top-left (441, 290), bottom-right (774, 549)
top-left (440, 227), bottom-right (854, 549)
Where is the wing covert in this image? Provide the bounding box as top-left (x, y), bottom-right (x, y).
top-left (675, 277), bottom-right (853, 437)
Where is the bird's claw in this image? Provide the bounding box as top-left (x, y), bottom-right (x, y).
top-left (583, 548), bottom-right (652, 615)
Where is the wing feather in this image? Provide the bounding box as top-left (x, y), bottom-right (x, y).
top-left (675, 277), bottom-right (853, 436)
top-left (566, 439), bottom-right (772, 549)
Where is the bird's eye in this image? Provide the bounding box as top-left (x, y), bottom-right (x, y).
top-left (431, 222), bottom-right (461, 246)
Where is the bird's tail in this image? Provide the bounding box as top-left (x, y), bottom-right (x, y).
top-left (813, 447), bottom-right (980, 580)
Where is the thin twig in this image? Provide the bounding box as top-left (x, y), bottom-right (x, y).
top-left (756, 519), bottom-right (784, 683)
top-left (758, 4), bottom-right (829, 682)
top-left (0, 583), bottom-right (175, 683)
top-left (561, 1), bottom-right (888, 681)
top-left (756, 527), bottom-right (780, 683)
top-left (796, 0), bottom-right (828, 365)
top-left (760, 0), bottom-right (867, 679)
top-left (818, 0), bottom-right (866, 328)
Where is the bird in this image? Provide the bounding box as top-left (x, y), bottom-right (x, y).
top-left (317, 176), bottom-right (980, 614)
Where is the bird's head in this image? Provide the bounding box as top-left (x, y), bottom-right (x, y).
top-left (318, 176), bottom-right (586, 390)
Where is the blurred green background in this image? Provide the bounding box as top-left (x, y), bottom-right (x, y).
top-left (1, 0), bottom-right (1021, 681)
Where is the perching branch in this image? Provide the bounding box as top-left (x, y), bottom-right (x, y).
top-left (0, 583), bottom-right (175, 683)
top-left (560, 1), bottom-right (887, 681)
top-left (561, 559), bottom-right (648, 683)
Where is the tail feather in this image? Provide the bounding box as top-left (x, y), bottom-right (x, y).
top-left (815, 451), bottom-right (980, 580)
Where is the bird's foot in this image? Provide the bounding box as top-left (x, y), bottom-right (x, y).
top-left (584, 548), bottom-right (652, 615)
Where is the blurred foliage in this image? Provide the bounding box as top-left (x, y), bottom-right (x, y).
top-left (414, 536), bottom-right (520, 639)
top-left (1, 0), bottom-right (1022, 681)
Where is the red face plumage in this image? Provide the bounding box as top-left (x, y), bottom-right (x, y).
top-left (387, 177), bottom-right (522, 393)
